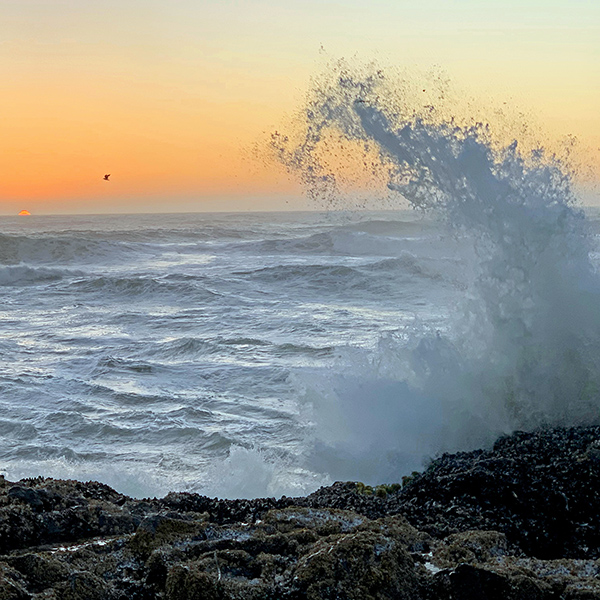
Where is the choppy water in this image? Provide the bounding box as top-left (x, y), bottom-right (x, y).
top-left (2, 206), bottom-right (600, 499)
top-left (3, 66), bottom-right (600, 499)
top-left (0, 210), bottom-right (466, 497)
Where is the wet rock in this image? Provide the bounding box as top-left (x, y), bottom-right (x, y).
top-left (165, 564), bottom-right (223, 600)
top-left (429, 562), bottom-right (556, 600)
top-left (0, 425), bottom-right (599, 598)
top-left (128, 513), bottom-right (207, 559)
top-left (0, 563), bottom-right (31, 600)
top-left (52, 572), bottom-right (114, 600)
top-left (391, 425), bottom-right (600, 559)
top-left (144, 547), bottom-right (171, 590)
top-left (292, 530), bottom-right (421, 600)
top-left (6, 488), bottom-right (55, 512)
top-left (262, 507), bottom-right (366, 536)
top-left (563, 581), bottom-right (600, 599)
top-left (0, 479), bottom-right (140, 554)
top-left (433, 530), bottom-right (512, 568)
top-left (4, 554), bottom-right (68, 594)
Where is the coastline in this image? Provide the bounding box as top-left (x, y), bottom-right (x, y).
top-left (1, 425), bottom-right (599, 599)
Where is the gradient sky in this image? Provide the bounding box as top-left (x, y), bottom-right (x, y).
top-left (1, 0), bottom-right (598, 214)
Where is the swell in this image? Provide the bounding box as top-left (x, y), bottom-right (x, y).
top-left (0, 265), bottom-right (82, 286)
top-left (233, 255), bottom-right (443, 294)
top-left (0, 232), bottom-right (134, 265)
top-left (67, 273), bottom-right (220, 300)
top-left (228, 225), bottom-right (435, 257)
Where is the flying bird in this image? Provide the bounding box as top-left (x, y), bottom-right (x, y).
top-left (103, 174), bottom-right (110, 181)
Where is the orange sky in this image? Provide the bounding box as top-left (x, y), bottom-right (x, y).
top-left (1, 0), bottom-right (598, 214)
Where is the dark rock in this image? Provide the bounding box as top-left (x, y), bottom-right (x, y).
top-left (53, 572), bottom-right (115, 600)
top-left (128, 513), bottom-right (207, 559)
top-left (390, 425), bottom-right (600, 559)
top-left (0, 425), bottom-right (599, 598)
top-left (430, 562), bottom-right (556, 600)
top-left (165, 564), bottom-right (224, 600)
top-left (433, 530), bottom-right (512, 567)
top-left (6, 487), bottom-right (54, 512)
top-left (291, 529), bottom-right (421, 600)
top-left (4, 553), bottom-right (69, 593)
top-left (0, 563), bottom-right (31, 600)
top-left (0, 479), bottom-right (140, 554)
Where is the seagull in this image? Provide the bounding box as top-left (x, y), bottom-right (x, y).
top-left (103, 174), bottom-right (110, 181)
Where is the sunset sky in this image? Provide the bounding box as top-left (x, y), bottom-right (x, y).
top-left (1, 0), bottom-right (598, 214)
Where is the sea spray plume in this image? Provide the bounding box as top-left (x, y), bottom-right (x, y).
top-left (275, 65), bottom-right (600, 477)
top-left (354, 101), bottom-right (600, 425)
top-left (270, 64), bottom-right (396, 208)
top-left (355, 101), bottom-right (600, 429)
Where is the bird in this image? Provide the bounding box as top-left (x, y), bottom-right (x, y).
top-left (103, 174), bottom-right (110, 181)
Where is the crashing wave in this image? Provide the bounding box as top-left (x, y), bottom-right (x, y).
top-left (273, 63), bottom-right (600, 482)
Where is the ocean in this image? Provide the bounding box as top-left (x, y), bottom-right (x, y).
top-left (2, 68), bottom-right (600, 500)
top-left (0, 210), bottom-right (464, 498)
top-left (2, 204), bottom-right (600, 500)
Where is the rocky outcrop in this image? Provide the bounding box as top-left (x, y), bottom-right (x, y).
top-left (389, 425), bottom-right (600, 560)
top-left (0, 425), bottom-right (599, 599)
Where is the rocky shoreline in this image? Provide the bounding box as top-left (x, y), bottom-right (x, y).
top-left (1, 425), bottom-right (600, 599)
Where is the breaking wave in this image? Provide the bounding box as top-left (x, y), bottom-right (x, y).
top-left (0, 232), bottom-right (133, 265)
top-left (273, 63), bottom-right (600, 481)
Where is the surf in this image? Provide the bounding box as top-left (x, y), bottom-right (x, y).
top-left (272, 63), bottom-right (600, 483)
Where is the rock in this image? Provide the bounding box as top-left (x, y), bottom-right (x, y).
top-left (0, 479), bottom-right (139, 553)
top-left (0, 425), bottom-right (598, 598)
top-left (433, 530), bottom-right (511, 568)
top-left (0, 563), bottom-right (31, 600)
top-left (292, 530), bottom-right (421, 600)
top-left (128, 513), bottom-right (207, 559)
top-left (52, 572), bottom-right (114, 600)
top-left (165, 564), bottom-right (223, 600)
top-left (390, 425), bottom-right (600, 559)
top-left (4, 554), bottom-right (68, 594)
top-left (429, 562), bottom-right (556, 600)
top-left (263, 507), bottom-right (366, 536)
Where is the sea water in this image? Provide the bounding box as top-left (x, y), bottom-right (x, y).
top-left (0, 210), bottom-right (463, 497)
top-left (1, 206), bottom-right (599, 499)
top-left (2, 67), bottom-right (599, 499)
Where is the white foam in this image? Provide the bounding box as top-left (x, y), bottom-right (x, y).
top-left (193, 445), bottom-right (330, 500)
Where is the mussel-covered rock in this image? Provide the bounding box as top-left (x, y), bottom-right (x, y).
top-left (0, 425), bottom-right (599, 598)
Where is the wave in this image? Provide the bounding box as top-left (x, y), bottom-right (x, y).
top-left (230, 226), bottom-right (435, 258)
top-left (273, 343), bottom-right (335, 358)
top-left (234, 256), bottom-right (443, 293)
top-left (230, 232), bottom-right (336, 255)
top-left (340, 218), bottom-right (438, 236)
top-left (0, 232), bottom-right (134, 266)
top-left (273, 62), bottom-right (600, 484)
top-left (367, 254), bottom-right (444, 277)
top-left (135, 336), bottom-right (334, 364)
top-left (68, 273), bottom-right (220, 300)
top-left (237, 263), bottom-right (391, 296)
top-left (0, 265), bottom-right (82, 286)
top-left (0, 223), bottom-right (280, 267)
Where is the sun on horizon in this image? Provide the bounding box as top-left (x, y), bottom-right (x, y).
top-left (18, 209), bottom-right (31, 216)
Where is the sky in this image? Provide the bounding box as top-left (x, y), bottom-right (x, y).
top-left (0, 0), bottom-right (598, 214)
